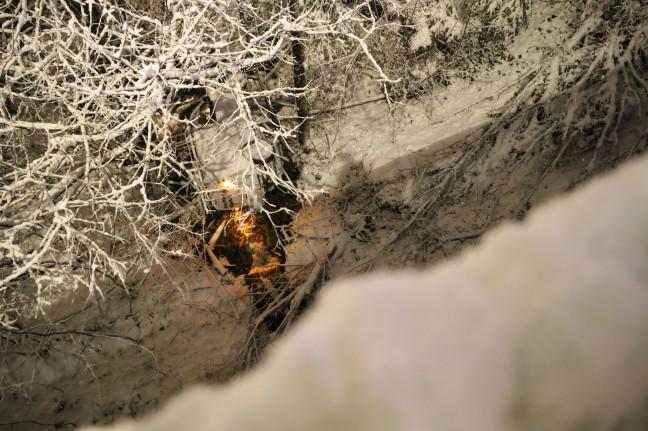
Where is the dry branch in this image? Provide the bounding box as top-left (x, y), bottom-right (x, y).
top-left (279, 238), bottom-right (345, 332)
top-left (206, 246), bottom-right (230, 277)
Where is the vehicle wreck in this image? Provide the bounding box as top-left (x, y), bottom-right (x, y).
top-left (164, 88), bottom-right (279, 214)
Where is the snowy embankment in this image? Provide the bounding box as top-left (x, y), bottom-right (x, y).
top-left (302, 2), bottom-right (581, 188)
top-left (86, 151), bottom-right (648, 430)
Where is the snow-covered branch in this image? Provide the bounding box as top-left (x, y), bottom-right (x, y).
top-left (0, 0), bottom-right (400, 327)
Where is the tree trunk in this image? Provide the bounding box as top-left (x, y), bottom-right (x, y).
top-left (287, 0), bottom-right (309, 148)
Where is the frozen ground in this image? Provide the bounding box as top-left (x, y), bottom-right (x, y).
top-left (2, 1), bottom-right (647, 429)
top-left (1, 260), bottom-right (254, 429)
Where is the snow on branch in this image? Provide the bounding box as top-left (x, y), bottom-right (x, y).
top-left (0, 0), bottom-right (399, 327)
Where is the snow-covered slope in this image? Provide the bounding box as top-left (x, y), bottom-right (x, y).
top-left (85, 153), bottom-right (648, 431)
top-left (302, 2), bottom-right (572, 188)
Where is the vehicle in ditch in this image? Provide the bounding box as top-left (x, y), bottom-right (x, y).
top-left (170, 90), bottom-right (277, 213)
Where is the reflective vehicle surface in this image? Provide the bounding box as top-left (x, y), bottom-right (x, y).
top-left (186, 94), bottom-right (272, 213)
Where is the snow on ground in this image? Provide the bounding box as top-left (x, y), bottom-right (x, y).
top-left (300, 2), bottom-right (570, 189)
top-left (2, 1), bottom-right (648, 429)
top-left (293, 0), bottom-right (647, 280)
top-left (0, 260), bottom-right (253, 430)
top-left (84, 150), bottom-right (648, 431)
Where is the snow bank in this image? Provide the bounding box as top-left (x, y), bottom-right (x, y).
top-left (87, 153), bottom-right (648, 431)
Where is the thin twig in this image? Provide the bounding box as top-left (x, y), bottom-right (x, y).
top-left (2, 328), bottom-right (139, 344)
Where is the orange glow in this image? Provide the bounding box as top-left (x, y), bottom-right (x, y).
top-left (248, 258), bottom-right (280, 277)
top-left (229, 210), bottom-right (257, 244)
top-left (214, 210), bottom-right (280, 278)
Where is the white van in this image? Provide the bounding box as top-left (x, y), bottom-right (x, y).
top-left (185, 94), bottom-right (273, 213)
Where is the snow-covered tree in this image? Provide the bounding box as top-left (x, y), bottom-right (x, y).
top-left (0, 0), bottom-right (397, 328)
top-left (1, 0), bottom-right (646, 332)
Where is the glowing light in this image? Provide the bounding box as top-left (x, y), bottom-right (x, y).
top-left (213, 210), bottom-right (280, 278)
top-left (219, 179), bottom-right (237, 189)
top-left (229, 210), bottom-right (257, 244)
top-left (248, 260), bottom-right (279, 277)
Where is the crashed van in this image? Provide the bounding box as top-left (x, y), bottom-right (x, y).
top-left (179, 91), bottom-right (275, 213)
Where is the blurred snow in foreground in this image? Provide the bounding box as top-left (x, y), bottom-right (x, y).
top-left (85, 153), bottom-right (648, 431)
